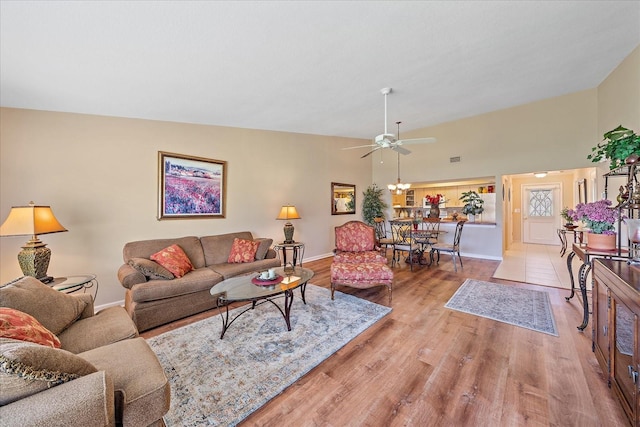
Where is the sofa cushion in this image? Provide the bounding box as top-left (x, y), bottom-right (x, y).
top-left (227, 238), bottom-right (260, 263)
top-left (0, 308), bottom-right (61, 348)
top-left (0, 338), bottom-right (97, 405)
top-left (200, 231), bottom-right (254, 265)
top-left (128, 257), bottom-right (174, 280)
top-left (254, 238), bottom-right (273, 260)
top-left (129, 267), bottom-right (223, 303)
top-left (150, 244), bottom-right (194, 278)
top-left (57, 306), bottom-right (139, 354)
top-left (209, 257), bottom-right (282, 280)
top-left (0, 276), bottom-right (87, 335)
top-left (123, 236), bottom-right (206, 269)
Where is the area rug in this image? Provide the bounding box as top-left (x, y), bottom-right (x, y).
top-left (147, 284), bottom-right (391, 426)
top-left (445, 279), bottom-right (558, 336)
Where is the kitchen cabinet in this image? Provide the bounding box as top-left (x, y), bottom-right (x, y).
top-left (593, 259), bottom-right (640, 427)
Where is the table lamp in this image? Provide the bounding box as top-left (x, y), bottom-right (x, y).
top-left (276, 205), bottom-right (301, 243)
top-left (0, 202), bottom-right (68, 283)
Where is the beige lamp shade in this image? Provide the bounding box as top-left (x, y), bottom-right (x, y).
top-left (276, 205), bottom-right (301, 221)
top-left (0, 203), bottom-right (67, 238)
top-left (0, 202), bottom-right (68, 282)
top-left (276, 205), bottom-right (301, 243)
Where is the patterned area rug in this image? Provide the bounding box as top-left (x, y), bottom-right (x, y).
top-left (445, 279), bottom-right (558, 336)
top-left (147, 284), bottom-right (391, 426)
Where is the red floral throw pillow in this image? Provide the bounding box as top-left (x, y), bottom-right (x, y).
top-left (0, 308), bottom-right (61, 348)
top-left (228, 238), bottom-right (260, 263)
top-left (150, 244), bottom-right (194, 278)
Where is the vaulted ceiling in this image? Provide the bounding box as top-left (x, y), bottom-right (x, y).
top-left (1, 1), bottom-right (638, 139)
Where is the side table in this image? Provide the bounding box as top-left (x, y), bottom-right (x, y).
top-left (273, 242), bottom-right (305, 267)
top-left (556, 227), bottom-right (584, 257)
top-left (50, 274), bottom-right (98, 300)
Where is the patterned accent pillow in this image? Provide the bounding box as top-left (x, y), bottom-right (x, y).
top-left (0, 308), bottom-right (61, 348)
top-left (0, 337), bottom-right (97, 405)
top-left (227, 238), bottom-right (260, 263)
top-left (150, 244), bottom-right (194, 278)
top-left (128, 257), bottom-right (175, 280)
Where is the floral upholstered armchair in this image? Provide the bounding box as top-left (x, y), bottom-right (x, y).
top-left (331, 221), bottom-right (393, 304)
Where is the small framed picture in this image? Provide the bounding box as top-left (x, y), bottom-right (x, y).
top-left (158, 151), bottom-right (226, 219)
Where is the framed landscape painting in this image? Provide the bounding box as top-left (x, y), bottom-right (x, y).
top-left (158, 151), bottom-right (226, 219)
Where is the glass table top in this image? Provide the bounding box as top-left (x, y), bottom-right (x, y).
top-left (210, 266), bottom-right (314, 302)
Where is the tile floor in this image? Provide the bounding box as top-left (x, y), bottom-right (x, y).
top-left (493, 241), bottom-right (584, 290)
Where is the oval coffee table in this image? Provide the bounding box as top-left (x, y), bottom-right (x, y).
top-left (210, 266), bottom-right (314, 339)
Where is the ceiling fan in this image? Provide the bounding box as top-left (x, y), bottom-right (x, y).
top-left (344, 87), bottom-right (436, 158)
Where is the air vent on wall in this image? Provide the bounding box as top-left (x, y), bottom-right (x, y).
top-left (450, 156), bottom-right (461, 163)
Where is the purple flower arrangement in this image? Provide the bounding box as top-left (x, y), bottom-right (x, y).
top-left (567, 199), bottom-right (620, 234)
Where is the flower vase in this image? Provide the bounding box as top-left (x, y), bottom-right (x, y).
top-left (429, 203), bottom-right (440, 218)
top-left (586, 232), bottom-right (616, 251)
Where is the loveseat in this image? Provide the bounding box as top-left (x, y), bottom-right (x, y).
top-left (117, 231), bottom-right (281, 332)
top-left (0, 276), bottom-right (170, 427)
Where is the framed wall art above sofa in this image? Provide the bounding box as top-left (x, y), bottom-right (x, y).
top-left (158, 151), bottom-right (227, 219)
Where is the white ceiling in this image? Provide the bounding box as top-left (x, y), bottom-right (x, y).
top-left (1, 1), bottom-right (639, 140)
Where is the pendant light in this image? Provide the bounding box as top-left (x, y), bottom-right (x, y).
top-left (387, 121), bottom-right (411, 194)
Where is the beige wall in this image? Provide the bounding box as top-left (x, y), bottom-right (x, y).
top-left (0, 109), bottom-right (371, 305)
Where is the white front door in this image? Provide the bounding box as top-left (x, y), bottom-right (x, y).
top-left (523, 184), bottom-right (561, 245)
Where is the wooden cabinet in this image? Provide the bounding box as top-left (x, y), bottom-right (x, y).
top-left (593, 259), bottom-right (640, 427)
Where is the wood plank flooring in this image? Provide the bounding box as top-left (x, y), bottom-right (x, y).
top-left (141, 255), bottom-right (629, 426)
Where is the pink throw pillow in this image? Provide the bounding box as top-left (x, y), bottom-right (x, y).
top-left (150, 244), bottom-right (194, 278)
top-left (0, 308), bottom-right (61, 348)
top-left (228, 238), bottom-right (260, 263)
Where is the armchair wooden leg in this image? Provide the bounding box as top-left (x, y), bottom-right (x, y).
top-left (386, 284), bottom-right (392, 305)
top-left (331, 283), bottom-right (335, 300)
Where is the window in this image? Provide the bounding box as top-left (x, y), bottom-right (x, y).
top-left (528, 189), bottom-right (553, 217)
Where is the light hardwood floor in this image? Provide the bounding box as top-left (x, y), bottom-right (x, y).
top-left (141, 254), bottom-right (628, 427)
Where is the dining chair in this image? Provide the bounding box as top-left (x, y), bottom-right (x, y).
top-left (373, 217), bottom-right (394, 258)
top-left (389, 219), bottom-right (422, 271)
top-left (429, 220), bottom-right (465, 272)
top-left (416, 217), bottom-right (441, 252)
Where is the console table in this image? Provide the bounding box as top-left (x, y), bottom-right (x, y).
top-left (565, 243), bottom-right (628, 331)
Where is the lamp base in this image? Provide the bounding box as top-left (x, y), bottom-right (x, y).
top-left (283, 222), bottom-right (295, 244)
top-left (17, 242), bottom-right (52, 282)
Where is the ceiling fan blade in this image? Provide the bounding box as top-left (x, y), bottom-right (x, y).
top-left (396, 137), bottom-right (437, 145)
top-left (342, 144), bottom-right (378, 150)
top-left (392, 146), bottom-right (411, 155)
top-left (361, 147), bottom-right (382, 158)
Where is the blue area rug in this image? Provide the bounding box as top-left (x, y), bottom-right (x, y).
top-left (445, 279), bottom-right (558, 336)
top-left (147, 284), bottom-right (391, 426)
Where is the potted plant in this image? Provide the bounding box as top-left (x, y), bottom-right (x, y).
top-left (588, 125), bottom-right (640, 170)
top-left (560, 207), bottom-right (577, 229)
top-left (460, 190), bottom-right (484, 221)
top-left (567, 199), bottom-right (620, 250)
top-left (361, 184), bottom-right (388, 225)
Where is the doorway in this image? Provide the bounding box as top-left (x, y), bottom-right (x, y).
top-left (522, 184), bottom-right (560, 245)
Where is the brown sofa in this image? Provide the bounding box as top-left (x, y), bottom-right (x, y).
top-left (117, 231), bottom-right (281, 332)
top-left (0, 276), bottom-right (170, 427)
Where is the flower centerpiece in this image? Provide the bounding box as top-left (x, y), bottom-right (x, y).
top-left (567, 199), bottom-right (620, 250)
top-left (425, 194), bottom-right (443, 218)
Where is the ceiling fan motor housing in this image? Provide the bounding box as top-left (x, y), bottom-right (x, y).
top-left (374, 133), bottom-right (396, 146)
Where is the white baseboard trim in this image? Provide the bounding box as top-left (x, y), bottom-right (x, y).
top-left (95, 300), bottom-right (124, 312)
